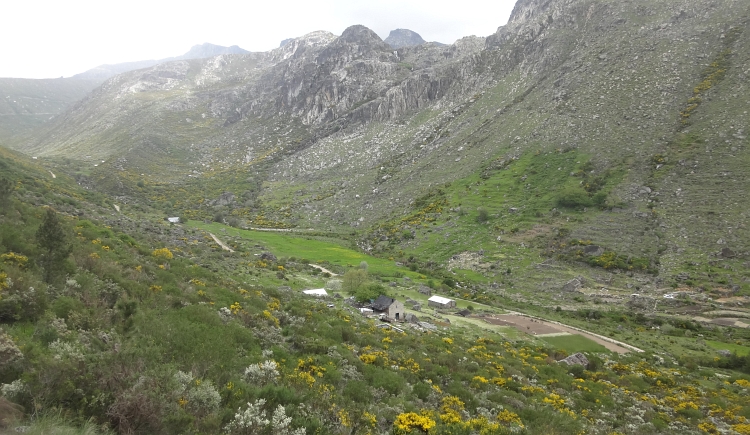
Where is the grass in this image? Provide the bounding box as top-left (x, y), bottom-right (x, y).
top-left (191, 221), bottom-right (424, 280)
top-left (705, 340), bottom-right (750, 357)
top-left (541, 334), bottom-right (609, 354)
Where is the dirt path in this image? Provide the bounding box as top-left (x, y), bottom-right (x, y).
top-left (484, 312), bottom-right (643, 354)
top-left (209, 233), bottom-right (234, 252)
top-left (309, 264), bottom-right (338, 276)
top-left (48, 170), bottom-right (56, 179)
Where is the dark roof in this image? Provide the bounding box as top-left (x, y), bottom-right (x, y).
top-left (456, 309), bottom-right (472, 317)
top-left (370, 295), bottom-right (396, 311)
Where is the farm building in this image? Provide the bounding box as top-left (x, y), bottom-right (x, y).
top-left (370, 295), bottom-right (405, 321)
top-left (302, 289), bottom-right (328, 297)
top-left (428, 295), bottom-right (456, 309)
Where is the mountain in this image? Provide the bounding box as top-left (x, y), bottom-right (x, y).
top-left (384, 28), bottom-right (427, 48)
top-left (0, 44), bottom-right (251, 142)
top-left (0, 77), bottom-right (101, 142)
top-left (72, 43), bottom-right (251, 81)
top-left (12, 0), bottom-right (750, 298)
top-left (176, 42), bottom-right (250, 60)
top-left (71, 60), bottom-right (162, 82)
top-left (3, 1), bottom-right (750, 432)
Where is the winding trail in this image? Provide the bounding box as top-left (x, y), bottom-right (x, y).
top-left (209, 232), bottom-right (234, 252)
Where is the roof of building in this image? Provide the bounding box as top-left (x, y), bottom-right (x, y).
top-left (428, 295), bottom-right (454, 304)
top-left (302, 288), bottom-right (328, 296)
top-left (371, 295), bottom-right (397, 311)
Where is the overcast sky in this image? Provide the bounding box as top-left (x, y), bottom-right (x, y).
top-left (2, 0), bottom-right (517, 79)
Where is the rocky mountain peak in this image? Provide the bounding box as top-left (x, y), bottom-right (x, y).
top-left (274, 31), bottom-right (337, 60)
top-left (338, 25), bottom-right (387, 46)
top-left (507, 0), bottom-right (557, 25)
top-left (178, 43), bottom-right (250, 59)
top-left (384, 29), bottom-right (426, 48)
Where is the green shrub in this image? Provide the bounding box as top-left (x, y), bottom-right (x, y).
top-left (556, 188), bottom-right (592, 208)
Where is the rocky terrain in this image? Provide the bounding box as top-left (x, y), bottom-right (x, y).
top-left (383, 29), bottom-right (427, 48)
top-left (8, 0), bottom-right (750, 307)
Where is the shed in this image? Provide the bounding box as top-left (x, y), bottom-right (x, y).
top-left (370, 295), bottom-right (405, 321)
top-left (427, 295), bottom-right (456, 309)
top-left (167, 217), bottom-right (180, 223)
top-left (302, 288), bottom-right (328, 297)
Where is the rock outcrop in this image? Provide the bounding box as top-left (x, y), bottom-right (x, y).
top-left (384, 29), bottom-right (426, 48)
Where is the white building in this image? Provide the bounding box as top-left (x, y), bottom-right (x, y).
top-left (302, 288), bottom-right (328, 297)
top-left (427, 295), bottom-right (456, 309)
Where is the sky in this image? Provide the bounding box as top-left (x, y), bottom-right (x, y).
top-left (2, 0), bottom-right (517, 79)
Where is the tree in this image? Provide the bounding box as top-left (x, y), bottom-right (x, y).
top-left (353, 282), bottom-right (386, 303)
top-left (342, 269), bottom-right (368, 294)
top-left (36, 208), bottom-right (72, 283)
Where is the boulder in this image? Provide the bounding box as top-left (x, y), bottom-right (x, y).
top-left (562, 278), bottom-right (583, 292)
top-left (584, 245), bottom-right (604, 256)
top-left (260, 252), bottom-right (277, 262)
top-left (558, 352), bottom-right (589, 367)
top-left (405, 313), bottom-right (420, 323)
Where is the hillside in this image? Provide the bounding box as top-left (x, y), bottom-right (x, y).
top-left (0, 78), bottom-right (100, 141)
top-left (2, 132), bottom-right (750, 435)
top-left (0, 44), bottom-right (254, 143)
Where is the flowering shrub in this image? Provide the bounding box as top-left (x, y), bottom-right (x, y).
top-left (225, 398), bottom-right (306, 435)
top-left (394, 412), bottom-right (436, 434)
top-left (244, 360), bottom-right (279, 385)
top-left (440, 396), bottom-right (465, 424)
top-left (1, 252), bottom-right (28, 269)
top-left (0, 331), bottom-right (23, 370)
top-left (151, 247), bottom-right (173, 260)
top-left (172, 371), bottom-right (221, 415)
top-left (0, 379), bottom-right (25, 399)
top-left (49, 339), bottom-right (85, 361)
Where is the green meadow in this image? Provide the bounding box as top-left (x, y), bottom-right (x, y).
top-left (706, 340), bottom-right (750, 357)
top-left (191, 221), bottom-right (423, 279)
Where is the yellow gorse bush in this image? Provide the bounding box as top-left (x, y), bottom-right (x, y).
top-left (394, 411), bottom-right (436, 434)
top-left (152, 247), bottom-right (173, 260)
top-left (1, 252), bottom-right (28, 268)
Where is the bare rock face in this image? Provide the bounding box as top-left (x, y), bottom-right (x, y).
top-left (384, 29), bottom-right (426, 48)
top-left (209, 192), bottom-right (235, 207)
